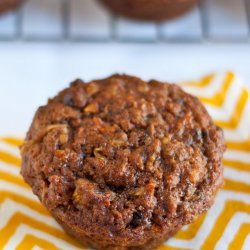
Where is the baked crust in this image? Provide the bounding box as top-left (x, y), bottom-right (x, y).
top-left (21, 74), bottom-right (225, 249)
top-left (99, 0), bottom-right (198, 21)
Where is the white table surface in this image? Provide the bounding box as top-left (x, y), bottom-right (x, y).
top-left (0, 43), bottom-right (250, 136)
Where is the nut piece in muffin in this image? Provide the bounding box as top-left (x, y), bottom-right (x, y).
top-left (99, 0), bottom-right (198, 22)
top-left (21, 74), bottom-right (225, 250)
top-left (0, 0), bottom-right (23, 15)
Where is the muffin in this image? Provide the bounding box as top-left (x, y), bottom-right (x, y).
top-left (99, 0), bottom-right (198, 22)
top-left (0, 0), bottom-right (23, 15)
top-left (21, 74), bottom-right (225, 250)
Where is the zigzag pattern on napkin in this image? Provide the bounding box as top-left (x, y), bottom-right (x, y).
top-left (0, 71), bottom-right (249, 249)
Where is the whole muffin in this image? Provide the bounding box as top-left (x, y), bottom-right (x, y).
top-left (99, 0), bottom-right (198, 21)
top-left (21, 75), bottom-right (225, 250)
top-left (0, 0), bottom-right (23, 15)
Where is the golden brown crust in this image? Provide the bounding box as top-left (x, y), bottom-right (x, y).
top-left (99, 0), bottom-right (198, 22)
top-left (21, 74), bottom-right (225, 250)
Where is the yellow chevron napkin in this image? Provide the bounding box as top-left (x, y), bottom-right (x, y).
top-left (0, 71), bottom-right (250, 250)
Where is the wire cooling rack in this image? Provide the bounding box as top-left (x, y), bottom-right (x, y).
top-left (0, 0), bottom-right (249, 43)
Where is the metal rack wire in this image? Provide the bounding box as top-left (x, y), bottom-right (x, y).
top-left (0, 0), bottom-right (249, 43)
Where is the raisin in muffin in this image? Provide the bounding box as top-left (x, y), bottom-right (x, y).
top-left (21, 74), bottom-right (225, 250)
top-left (99, 0), bottom-right (197, 21)
top-left (0, 0), bottom-right (23, 15)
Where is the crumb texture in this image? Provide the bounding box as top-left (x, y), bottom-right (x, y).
top-left (21, 74), bottom-right (225, 250)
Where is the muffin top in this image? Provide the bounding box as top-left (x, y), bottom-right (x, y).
top-left (21, 74), bottom-right (225, 244)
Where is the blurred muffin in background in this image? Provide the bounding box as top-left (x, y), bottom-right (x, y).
top-left (0, 0), bottom-right (23, 15)
top-left (99, 0), bottom-right (197, 21)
